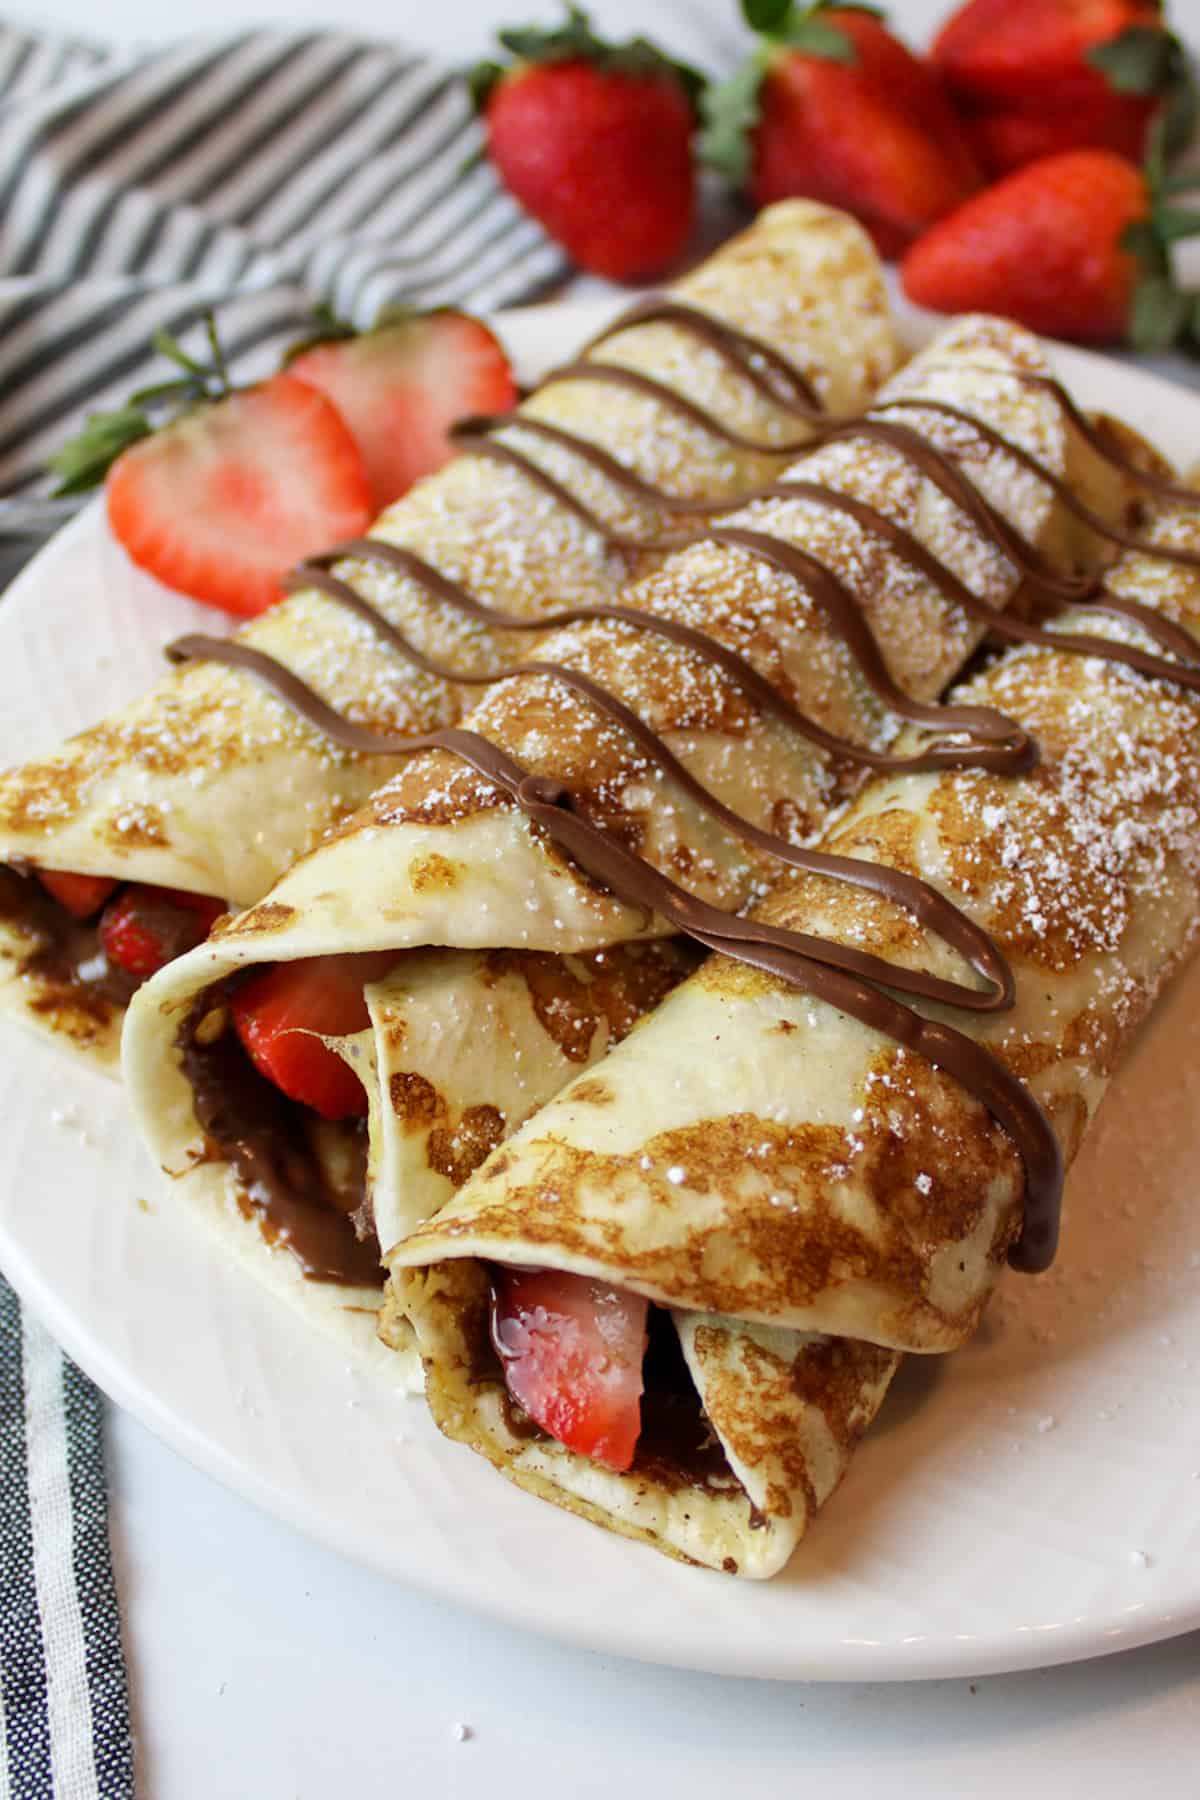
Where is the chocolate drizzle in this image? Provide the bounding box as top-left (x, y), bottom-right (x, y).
top-left (164, 298), bottom-right (1200, 1278)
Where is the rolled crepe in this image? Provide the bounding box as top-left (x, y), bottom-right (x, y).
top-left (0, 199), bottom-right (897, 1067)
top-left (390, 476), bottom-right (1200, 1576)
top-left (124, 313), bottom-right (1137, 1367)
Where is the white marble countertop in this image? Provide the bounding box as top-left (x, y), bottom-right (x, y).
top-left (7, 0), bottom-right (1200, 1791)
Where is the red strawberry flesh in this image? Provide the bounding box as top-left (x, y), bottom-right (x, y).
top-left (490, 1265), bottom-right (648, 1471)
top-left (747, 10), bottom-right (981, 259)
top-left (34, 869), bottom-right (118, 920)
top-left (932, 0), bottom-right (1164, 107)
top-left (485, 59), bottom-right (696, 281)
top-left (99, 885), bottom-right (226, 980)
top-left (230, 951), bottom-right (396, 1121)
top-left (105, 373), bottom-right (372, 619)
top-left (288, 313), bottom-right (516, 514)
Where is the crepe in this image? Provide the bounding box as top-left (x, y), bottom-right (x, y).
top-left (390, 476), bottom-right (1200, 1576)
top-left (122, 311), bottom-right (1144, 1369)
top-left (0, 199), bottom-right (897, 1068)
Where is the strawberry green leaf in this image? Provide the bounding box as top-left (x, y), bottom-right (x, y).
top-left (487, 3), bottom-right (704, 110)
top-left (1088, 25), bottom-right (1173, 95)
top-left (1130, 273), bottom-right (1189, 351)
top-left (1163, 58), bottom-right (1199, 159)
top-left (743, 0), bottom-right (791, 29)
top-left (281, 301), bottom-right (357, 365)
top-left (47, 309), bottom-right (235, 493)
top-left (467, 56), bottom-right (505, 110)
top-left (48, 406), bottom-right (154, 496)
top-left (699, 50), bottom-right (769, 184)
top-left (1153, 206), bottom-right (1200, 243)
top-left (1159, 168), bottom-right (1200, 196)
top-left (778, 14), bottom-right (856, 60)
top-left (1120, 217), bottom-right (1168, 276)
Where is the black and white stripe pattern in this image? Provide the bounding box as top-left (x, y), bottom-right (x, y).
top-left (0, 26), bottom-right (569, 502)
top-left (0, 1276), bottom-right (134, 1800)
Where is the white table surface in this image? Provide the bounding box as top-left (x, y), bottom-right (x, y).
top-left (7, 0), bottom-right (1200, 1792)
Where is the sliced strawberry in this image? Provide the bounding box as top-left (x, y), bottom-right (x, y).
top-left (106, 373), bottom-right (373, 618)
top-left (34, 869), bottom-right (118, 920)
top-left (100, 885), bottom-right (225, 980)
top-left (489, 1266), bottom-right (648, 1472)
top-left (230, 951), bottom-right (395, 1121)
top-left (288, 314), bottom-right (516, 514)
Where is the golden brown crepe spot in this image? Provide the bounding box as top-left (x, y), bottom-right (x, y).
top-left (788, 1336), bottom-right (897, 1452)
top-left (408, 852), bottom-right (461, 893)
top-left (998, 1038), bottom-right (1061, 1083)
top-left (483, 943), bottom-right (694, 1067)
top-left (692, 955), bottom-right (782, 1004)
top-left (389, 1070), bottom-right (445, 1131)
top-left (821, 804), bottom-right (924, 883)
top-left (773, 1019), bottom-right (797, 1035)
top-left (424, 1093), bottom-right (1001, 1342)
top-left (692, 1329), bottom-right (801, 1521)
top-left (100, 804), bottom-right (167, 849)
top-left (1061, 1002), bottom-right (1125, 1079)
top-left (569, 1078), bottom-right (614, 1106)
top-left (857, 1042), bottom-right (1020, 1253)
top-left (216, 901), bottom-right (294, 936)
top-left (722, 1556), bottom-right (737, 1574)
top-left (478, 1148), bottom-right (514, 1184)
top-left (428, 1105), bottom-right (508, 1189)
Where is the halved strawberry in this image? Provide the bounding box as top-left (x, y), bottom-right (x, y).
top-left (489, 1266), bottom-right (648, 1472)
top-left (34, 869), bottom-right (118, 920)
top-left (106, 374), bottom-right (373, 618)
top-left (100, 885), bottom-right (226, 979)
top-left (288, 313), bottom-right (517, 515)
top-left (230, 951), bottom-right (396, 1121)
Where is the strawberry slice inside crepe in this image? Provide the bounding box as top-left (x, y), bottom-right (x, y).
top-left (490, 1267), bottom-right (648, 1471)
top-left (231, 952), bottom-right (396, 1121)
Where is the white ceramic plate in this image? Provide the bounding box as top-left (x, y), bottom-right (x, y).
top-left (3, 302), bottom-right (1200, 1684)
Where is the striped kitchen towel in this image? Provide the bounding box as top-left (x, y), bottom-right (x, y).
top-left (0, 22), bottom-right (569, 534)
top-left (0, 1276), bottom-right (134, 1800)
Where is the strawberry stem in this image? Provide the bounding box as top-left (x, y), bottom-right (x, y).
top-left (468, 3), bottom-right (704, 114)
top-left (48, 310), bottom-right (235, 495)
top-left (700, 2), bottom-right (858, 183)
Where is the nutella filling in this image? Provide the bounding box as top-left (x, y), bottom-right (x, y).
top-left (0, 865), bottom-right (137, 1014)
top-left (177, 994), bottom-right (382, 1289)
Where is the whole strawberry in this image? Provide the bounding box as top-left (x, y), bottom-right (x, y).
top-left (702, 1), bottom-right (981, 260)
top-left (932, 0), bottom-right (1196, 177)
top-left (901, 146), bottom-right (1200, 348)
top-left (471, 6), bottom-right (701, 282)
